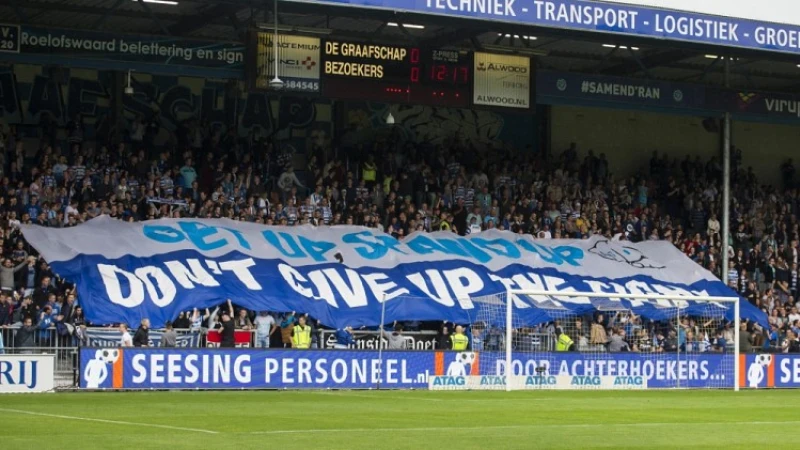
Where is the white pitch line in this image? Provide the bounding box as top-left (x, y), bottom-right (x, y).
top-left (308, 391), bottom-right (444, 402)
top-left (247, 421), bottom-right (800, 435)
top-left (0, 408), bottom-right (219, 434)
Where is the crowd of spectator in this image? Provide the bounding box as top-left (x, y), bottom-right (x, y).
top-left (0, 115), bottom-right (799, 353)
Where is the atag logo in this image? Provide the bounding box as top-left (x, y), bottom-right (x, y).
top-left (525, 375), bottom-right (557, 386)
top-left (614, 376), bottom-right (644, 386)
top-left (431, 376), bottom-right (466, 386)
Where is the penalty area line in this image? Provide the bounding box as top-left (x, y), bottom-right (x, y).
top-left (246, 421), bottom-right (800, 435)
top-left (0, 408), bottom-right (219, 434)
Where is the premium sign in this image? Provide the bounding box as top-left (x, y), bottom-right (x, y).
top-left (473, 52), bottom-right (530, 109)
top-left (252, 33), bottom-right (320, 92)
top-left (0, 354), bottom-right (55, 393)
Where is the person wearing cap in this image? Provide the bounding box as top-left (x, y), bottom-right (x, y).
top-left (292, 315), bottom-right (312, 349)
top-left (334, 326), bottom-right (356, 349)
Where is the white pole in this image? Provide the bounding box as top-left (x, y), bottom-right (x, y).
top-left (676, 308), bottom-right (681, 389)
top-left (377, 293), bottom-right (387, 390)
top-left (722, 58), bottom-right (732, 286)
top-left (505, 289), bottom-right (513, 392)
top-left (273, 0), bottom-right (279, 76)
top-left (734, 298), bottom-right (740, 392)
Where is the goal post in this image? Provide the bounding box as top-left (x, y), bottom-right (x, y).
top-left (505, 290), bottom-right (740, 391)
top-left (435, 290), bottom-right (741, 391)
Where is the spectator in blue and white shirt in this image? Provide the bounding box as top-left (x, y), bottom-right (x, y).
top-left (334, 326), bottom-right (356, 349)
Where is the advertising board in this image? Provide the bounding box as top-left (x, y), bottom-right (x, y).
top-left (0, 354), bottom-right (55, 393)
top-left (473, 52), bottom-right (531, 109)
top-left (79, 348), bottom-right (746, 390)
top-left (285, 0), bottom-right (800, 55)
top-left (249, 32), bottom-right (321, 93)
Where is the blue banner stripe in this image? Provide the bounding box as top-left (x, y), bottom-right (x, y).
top-left (78, 348), bottom-right (784, 389)
top-left (286, 0), bottom-right (800, 55)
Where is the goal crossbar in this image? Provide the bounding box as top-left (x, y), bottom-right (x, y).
top-left (503, 290), bottom-right (741, 392)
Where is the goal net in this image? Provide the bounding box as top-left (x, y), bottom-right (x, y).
top-left (430, 291), bottom-right (740, 391)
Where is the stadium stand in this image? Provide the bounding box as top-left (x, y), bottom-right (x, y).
top-left (0, 117), bottom-right (797, 353)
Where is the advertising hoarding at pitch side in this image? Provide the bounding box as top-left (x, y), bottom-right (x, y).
top-left (0, 354), bottom-right (54, 393)
top-left (80, 348), bottom-right (742, 390)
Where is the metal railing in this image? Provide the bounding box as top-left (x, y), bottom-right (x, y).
top-left (1, 326), bottom-right (76, 351)
top-left (318, 330), bottom-right (438, 350)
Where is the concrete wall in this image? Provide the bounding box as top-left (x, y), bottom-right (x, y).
top-left (551, 104), bottom-right (800, 183)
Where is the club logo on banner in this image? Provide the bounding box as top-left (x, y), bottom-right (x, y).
top-left (251, 32), bottom-right (320, 92)
top-left (83, 348), bottom-right (124, 389)
top-left (473, 52), bottom-right (530, 109)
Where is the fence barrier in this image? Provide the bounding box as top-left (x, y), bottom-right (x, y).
top-left (1, 326), bottom-right (447, 351)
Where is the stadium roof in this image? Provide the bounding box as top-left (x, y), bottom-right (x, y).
top-left (5, 0), bottom-right (800, 93)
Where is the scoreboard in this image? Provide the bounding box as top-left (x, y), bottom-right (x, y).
top-left (247, 32), bottom-right (530, 110)
top-left (322, 41), bottom-right (471, 108)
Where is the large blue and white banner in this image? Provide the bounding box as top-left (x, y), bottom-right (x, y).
top-left (22, 217), bottom-right (763, 329)
top-left (287, 0), bottom-right (800, 55)
top-left (78, 348), bottom-right (742, 389)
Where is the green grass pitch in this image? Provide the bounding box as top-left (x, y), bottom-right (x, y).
top-left (1, 390), bottom-right (797, 449)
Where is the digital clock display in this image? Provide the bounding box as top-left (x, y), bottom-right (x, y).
top-left (322, 41), bottom-right (471, 108)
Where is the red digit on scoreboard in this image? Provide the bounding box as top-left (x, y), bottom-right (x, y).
top-left (436, 65), bottom-right (446, 81)
top-left (410, 48), bottom-right (420, 63)
top-left (411, 67), bottom-right (420, 83)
